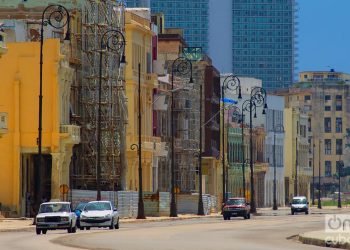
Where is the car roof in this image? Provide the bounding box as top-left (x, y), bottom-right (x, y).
top-left (292, 196), bottom-right (307, 199)
top-left (41, 202), bottom-right (71, 205)
top-left (87, 200), bottom-right (111, 203)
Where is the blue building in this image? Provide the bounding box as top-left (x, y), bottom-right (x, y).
top-left (231, 0), bottom-right (297, 90)
top-left (125, 0), bottom-right (209, 53)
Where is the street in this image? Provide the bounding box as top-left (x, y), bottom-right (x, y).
top-left (0, 212), bottom-right (332, 250)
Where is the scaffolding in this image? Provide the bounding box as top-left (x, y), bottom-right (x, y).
top-left (71, 0), bottom-right (127, 191)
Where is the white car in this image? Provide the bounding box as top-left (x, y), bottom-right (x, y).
top-left (290, 196), bottom-right (309, 215)
top-left (79, 201), bottom-right (119, 230)
top-left (36, 202), bottom-right (77, 235)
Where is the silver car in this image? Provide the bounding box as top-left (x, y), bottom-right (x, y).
top-left (36, 202), bottom-right (77, 235)
top-left (290, 196), bottom-right (309, 215)
top-left (79, 201), bottom-right (119, 230)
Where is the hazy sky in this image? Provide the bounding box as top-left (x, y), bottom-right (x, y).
top-left (298, 0), bottom-right (350, 74)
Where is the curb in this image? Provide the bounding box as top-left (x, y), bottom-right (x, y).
top-left (299, 233), bottom-right (350, 249)
top-left (0, 214), bottom-right (222, 233)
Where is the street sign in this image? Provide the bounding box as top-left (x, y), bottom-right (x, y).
top-left (182, 47), bottom-right (202, 61)
top-left (59, 184), bottom-right (69, 194)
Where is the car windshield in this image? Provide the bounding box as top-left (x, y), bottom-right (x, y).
top-left (39, 203), bottom-right (70, 213)
top-left (75, 203), bottom-right (87, 211)
top-left (84, 202), bottom-right (111, 211)
top-left (226, 199), bottom-right (245, 205)
top-left (292, 198), bottom-right (307, 204)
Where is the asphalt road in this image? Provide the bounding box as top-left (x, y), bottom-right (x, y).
top-left (0, 214), bottom-right (329, 250)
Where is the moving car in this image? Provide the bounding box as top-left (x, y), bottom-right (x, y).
top-left (290, 196), bottom-right (309, 215)
top-left (74, 202), bottom-right (87, 228)
top-left (80, 201), bottom-right (119, 230)
top-left (35, 202), bottom-right (77, 235)
top-left (222, 197), bottom-right (251, 220)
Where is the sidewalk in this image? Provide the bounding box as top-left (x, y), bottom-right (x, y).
top-left (256, 206), bottom-right (350, 216)
top-left (299, 231), bottom-right (350, 249)
top-left (0, 213), bottom-right (221, 233)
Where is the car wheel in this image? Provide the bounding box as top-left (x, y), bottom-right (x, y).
top-left (223, 215), bottom-right (227, 220)
top-left (42, 229), bottom-right (47, 234)
top-left (305, 210), bottom-right (309, 215)
top-left (227, 216), bottom-right (231, 220)
top-left (109, 219), bottom-right (114, 230)
top-left (72, 224), bottom-right (77, 233)
top-left (36, 228), bottom-right (41, 235)
top-left (247, 213), bottom-right (251, 219)
top-left (115, 218), bottom-right (119, 229)
top-left (291, 211), bottom-right (295, 215)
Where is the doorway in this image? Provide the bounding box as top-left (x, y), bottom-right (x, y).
top-left (21, 154), bottom-right (52, 217)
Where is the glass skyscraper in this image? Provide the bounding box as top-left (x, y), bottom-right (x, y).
top-left (125, 0), bottom-right (209, 53)
top-left (232, 0), bottom-right (297, 90)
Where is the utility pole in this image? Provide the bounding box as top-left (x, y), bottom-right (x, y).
top-left (294, 137), bottom-right (298, 196)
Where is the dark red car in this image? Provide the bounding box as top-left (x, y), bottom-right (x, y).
top-left (222, 198), bottom-right (251, 220)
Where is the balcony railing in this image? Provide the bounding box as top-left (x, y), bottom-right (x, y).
top-left (60, 125), bottom-right (80, 144)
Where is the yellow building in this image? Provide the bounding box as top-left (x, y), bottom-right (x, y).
top-left (284, 107), bottom-right (311, 202)
top-left (0, 39), bottom-right (80, 217)
top-left (124, 10), bottom-right (164, 192)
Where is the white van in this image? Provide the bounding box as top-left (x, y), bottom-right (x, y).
top-left (290, 196), bottom-right (309, 215)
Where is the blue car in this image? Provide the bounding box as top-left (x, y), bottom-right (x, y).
top-left (74, 202), bottom-right (87, 228)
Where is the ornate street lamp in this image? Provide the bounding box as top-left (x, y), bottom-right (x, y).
top-left (242, 87), bottom-right (267, 213)
top-left (192, 84), bottom-right (205, 216)
top-left (130, 62), bottom-right (146, 219)
top-left (221, 75), bottom-right (242, 204)
top-left (170, 57), bottom-right (194, 217)
top-left (97, 29), bottom-right (126, 201)
top-left (38, 5), bottom-right (70, 206)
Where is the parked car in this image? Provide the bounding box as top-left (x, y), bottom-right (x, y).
top-left (74, 202), bottom-right (87, 228)
top-left (79, 201), bottom-right (119, 230)
top-left (290, 196), bottom-right (309, 215)
top-left (35, 202), bottom-right (77, 235)
top-left (222, 197), bottom-right (251, 220)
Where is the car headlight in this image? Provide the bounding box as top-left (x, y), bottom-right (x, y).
top-left (80, 215), bottom-right (86, 219)
top-left (61, 217), bottom-right (69, 222)
top-left (104, 214), bottom-right (112, 218)
top-left (37, 218), bottom-right (45, 223)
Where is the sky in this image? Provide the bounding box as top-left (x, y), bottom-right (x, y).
top-left (298, 0), bottom-right (350, 74)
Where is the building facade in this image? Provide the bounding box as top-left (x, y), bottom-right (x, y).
top-left (126, 0), bottom-right (209, 53)
top-left (231, 0), bottom-right (297, 90)
top-left (0, 39), bottom-right (80, 217)
top-left (264, 95), bottom-right (285, 207)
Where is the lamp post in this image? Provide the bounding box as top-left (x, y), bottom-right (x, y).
top-left (130, 63), bottom-right (146, 219)
top-left (272, 124), bottom-right (284, 210)
top-left (312, 138), bottom-right (315, 206)
top-left (97, 29), bottom-right (126, 200)
top-left (192, 84), bottom-right (204, 216)
top-left (170, 57), bottom-right (194, 217)
top-left (38, 5), bottom-right (70, 206)
top-left (337, 156), bottom-right (343, 208)
top-left (318, 139), bottom-right (322, 209)
top-left (294, 137), bottom-right (298, 196)
top-left (221, 75), bottom-right (242, 204)
top-left (242, 87), bottom-right (267, 213)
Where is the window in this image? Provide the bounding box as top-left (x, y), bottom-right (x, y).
top-left (336, 118), bottom-right (342, 133)
top-left (300, 125), bottom-right (306, 138)
top-left (304, 95), bottom-right (311, 101)
top-left (325, 95), bottom-right (331, 101)
top-left (324, 139), bottom-right (331, 155)
top-left (308, 118), bottom-right (312, 132)
top-left (324, 118), bottom-right (331, 133)
top-left (336, 139), bottom-right (343, 155)
top-left (325, 161), bottom-right (332, 177)
top-left (336, 95), bottom-right (342, 111)
top-left (325, 106), bottom-right (331, 111)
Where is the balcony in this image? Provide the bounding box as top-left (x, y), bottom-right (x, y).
top-left (60, 125), bottom-right (81, 144)
top-left (145, 73), bottom-right (158, 85)
top-left (174, 139), bottom-right (197, 151)
top-left (0, 31), bottom-right (7, 57)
